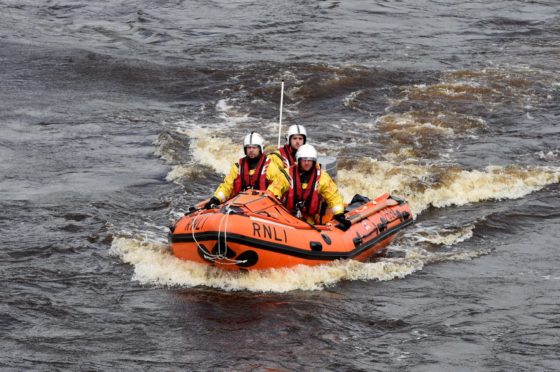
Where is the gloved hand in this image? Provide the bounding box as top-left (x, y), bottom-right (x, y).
top-left (203, 196), bottom-right (220, 209)
top-left (334, 213), bottom-right (352, 231)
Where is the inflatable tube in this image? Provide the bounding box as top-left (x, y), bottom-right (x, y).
top-left (169, 190), bottom-right (413, 270)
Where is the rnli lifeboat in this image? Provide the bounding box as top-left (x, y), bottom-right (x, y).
top-left (169, 190), bottom-right (413, 270)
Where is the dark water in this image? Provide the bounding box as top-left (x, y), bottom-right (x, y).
top-left (2, 1), bottom-right (560, 370)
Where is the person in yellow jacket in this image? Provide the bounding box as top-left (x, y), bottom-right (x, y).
top-left (282, 144), bottom-right (352, 230)
top-left (269, 124), bottom-right (308, 169)
top-left (204, 132), bottom-right (289, 209)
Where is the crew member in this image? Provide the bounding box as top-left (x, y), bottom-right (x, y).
top-left (204, 132), bottom-right (289, 209)
top-left (270, 124), bottom-right (307, 169)
top-left (283, 144), bottom-right (352, 230)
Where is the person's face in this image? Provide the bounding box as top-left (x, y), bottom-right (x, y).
top-left (299, 159), bottom-right (314, 171)
top-left (245, 145), bottom-right (261, 159)
top-left (290, 135), bottom-right (305, 150)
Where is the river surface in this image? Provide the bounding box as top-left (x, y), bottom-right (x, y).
top-left (1, 0), bottom-right (560, 370)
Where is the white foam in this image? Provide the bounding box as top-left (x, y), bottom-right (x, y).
top-left (413, 224), bottom-right (475, 246)
top-left (165, 164), bottom-right (207, 183)
top-left (111, 236), bottom-right (469, 292)
top-left (536, 150), bottom-right (558, 161)
top-left (215, 98), bottom-right (250, 125)
top-left (338, 159), bottom-right (560, 216)
top-left (192, 136), bottom-right (241, 175)
top-left (215, 99), bottom-right (233, 113)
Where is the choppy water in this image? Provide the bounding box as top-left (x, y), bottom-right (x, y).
top-left (1, 0), bottom-right (560, 370)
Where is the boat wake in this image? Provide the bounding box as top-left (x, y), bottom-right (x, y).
top-left (110, 233), bottom-right (487, 293)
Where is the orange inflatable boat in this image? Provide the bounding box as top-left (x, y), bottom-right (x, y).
top-left (169, 190), bottom-right (413, 270)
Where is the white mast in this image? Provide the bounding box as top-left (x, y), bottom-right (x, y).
top-left (277, 81), bottom-right (284, 148)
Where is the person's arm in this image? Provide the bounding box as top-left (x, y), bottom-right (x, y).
top-left (318, 172), bottom-right (344, 215)
top-left (265, 160), bottom-right (290, 198)
top-left (267, 151), bottom-right (287, 169)
top-left (319, 172), bottom-right (352, 230)
top-left (214, 163), bottom-right (239, 202)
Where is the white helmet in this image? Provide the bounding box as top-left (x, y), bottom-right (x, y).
top-left (243, 132), bottom-right (265, 153)
top-left (296, 144), bottom-right (317, 162)
top-left (287, 124), bottom-right (307, 144)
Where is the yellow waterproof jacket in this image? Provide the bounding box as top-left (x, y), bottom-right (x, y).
top-left (268, 150), bottom-right (288, 169)
top-left (315, 171), bottom-right (345, 215)
top-left (284, 165), bottom-right (345, 224)
top-left (269, 144), bottom-right (298, 169)
top-left (214, 155), bottom-right (290, 202)
top-left (297, 170), bottom-right (344, 215)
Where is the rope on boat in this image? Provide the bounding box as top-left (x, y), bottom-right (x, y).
top-left (190, 207), bottom-right (247, 265)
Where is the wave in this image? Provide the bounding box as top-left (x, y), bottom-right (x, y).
top-left (110, 236), bottom-right (487, 293)
top-left (338, 158), bottom-right (560, 215)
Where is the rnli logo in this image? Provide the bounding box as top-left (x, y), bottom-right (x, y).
top-left (252, 222), bottom-right (288, 243)
top-left (190, 216), bottom-right (208, 231)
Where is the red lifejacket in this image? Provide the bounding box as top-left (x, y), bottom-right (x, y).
top-left (286, 164), bottom-right (321, 216)
top-left (232, 155), bottom-right (269, 195)
top-left (278, 144), bottom-right (296, 167)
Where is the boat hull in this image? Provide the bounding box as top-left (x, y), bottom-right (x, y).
top-left (170, 191), bottom-right (413, 270)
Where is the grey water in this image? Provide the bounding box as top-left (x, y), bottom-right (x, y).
top-left (1, 1), bottom-right (559, 370)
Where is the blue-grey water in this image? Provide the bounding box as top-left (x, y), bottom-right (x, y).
top-left (1, 1), bottom-right (559, 370)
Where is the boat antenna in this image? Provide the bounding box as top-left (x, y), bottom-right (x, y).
top-left (277, 80), bottom-right (284, 148)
